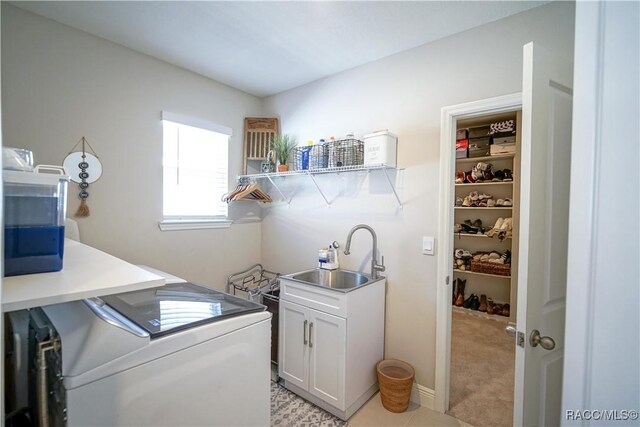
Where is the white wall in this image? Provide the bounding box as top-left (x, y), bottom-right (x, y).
top-left (1, 4), bottom-right (263, 288)
top-left (262, 1), bottom-right (575, 392)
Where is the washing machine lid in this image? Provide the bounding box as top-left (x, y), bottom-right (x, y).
top-left (100, 282), bottom-right (265, 339)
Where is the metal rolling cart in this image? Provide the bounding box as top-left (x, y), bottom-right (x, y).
top-left (227, 264), bottom-right (280, 365)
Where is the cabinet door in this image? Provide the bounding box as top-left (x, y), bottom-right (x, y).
top-left (308, 308), bottom-right (346, 410)
top-left (278, 300), bottom-right (309, 389)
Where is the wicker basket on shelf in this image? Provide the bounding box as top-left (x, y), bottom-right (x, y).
top-left (470, 260), bottom-right (511, 276)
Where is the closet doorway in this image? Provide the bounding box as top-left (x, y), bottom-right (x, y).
top-left (434, 93), bottom-right (522, 427)
top-left (449, 109), bottom-right (521, 426)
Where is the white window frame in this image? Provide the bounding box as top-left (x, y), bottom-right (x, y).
top-left (159, 111), bottom-right (233, 231)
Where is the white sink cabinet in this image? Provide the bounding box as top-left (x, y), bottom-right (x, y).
top-left (278, 275), bottom-right (386, 420)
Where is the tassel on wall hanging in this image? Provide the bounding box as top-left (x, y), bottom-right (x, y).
top-left (63, 137), bottom-right (103, 217)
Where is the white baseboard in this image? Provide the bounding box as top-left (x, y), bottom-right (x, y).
top-left (410, 383), bottom-right (436, 410)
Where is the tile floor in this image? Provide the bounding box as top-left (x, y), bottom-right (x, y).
top-left (347, 393), bottom-right (472, 427)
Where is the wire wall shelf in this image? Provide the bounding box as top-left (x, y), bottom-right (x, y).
top-left (237, 164), bottom-right (403, 208)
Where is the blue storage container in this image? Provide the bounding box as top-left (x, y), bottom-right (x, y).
top-left (3, 167), bottom-right (69, 276)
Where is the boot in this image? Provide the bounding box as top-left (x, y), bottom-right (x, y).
top-left (452, 279), bottom-right (458, 305)
top-left (455, 279), bottom-right (466, 307)
top-left (487, 298), bottom-right (495, 315)
top-left (463, 293), bottom-right (475, 309)
top-left (470, 295), bottom-right (480, 310)
top-left (479, 294), bottom-right (487, 312)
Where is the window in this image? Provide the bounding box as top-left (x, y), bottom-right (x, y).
top-left (160, 111), bottom-right (232, 230)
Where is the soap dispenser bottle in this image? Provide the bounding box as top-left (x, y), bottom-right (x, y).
top-left (327, 241), bottom-right (340, 270)
top-left (319, 241), bottom-right (340, 270)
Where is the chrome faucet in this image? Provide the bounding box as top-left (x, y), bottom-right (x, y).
top-left (344, 224), bottom-right (386, 279)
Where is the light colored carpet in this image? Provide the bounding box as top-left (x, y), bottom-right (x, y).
top-left (271, 381), bottom-right (347, 427)
top-left (447, 310), bottom-right (515, 427)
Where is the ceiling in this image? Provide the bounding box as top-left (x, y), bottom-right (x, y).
top-left (12, 1), bottom-right (549, 97)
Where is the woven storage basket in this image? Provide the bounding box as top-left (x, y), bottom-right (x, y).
top-left (376, 359), bottom-right (415, 413)
top-left (470, 260), bottom-right (511, 276)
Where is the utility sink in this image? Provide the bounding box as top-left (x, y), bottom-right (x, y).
top-left (285, 268), bottom-right (381, 292)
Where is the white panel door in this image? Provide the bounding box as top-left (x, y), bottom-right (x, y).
top-left (514, 42), bottom-right (573, 426)
top-left (279, 300), bottom-right (309, 390)
top-left (308, 308), bottom-right (346, 410)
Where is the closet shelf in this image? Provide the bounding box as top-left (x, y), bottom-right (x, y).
top-left (237, 164), bottom-right (404, 208)
top-left (455, 181), bottom-right (513, 187)
top-left (453, 233), bottom-right (511, 239)
top-left (453, 269), bottom-right (511, 279)
top-left (456, 154), bottom-right (515, 164)
top-left (454, 206), bottom-right (513, 210)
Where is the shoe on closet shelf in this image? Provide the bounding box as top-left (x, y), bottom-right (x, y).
top-left (501, 304), bottom-right (511, 317)
top-left (479, 294), bottom-right (488, 312)
top-left (455, 171), bottom-right (466, 184)
top-left (503, 169), bottom-right (513, 182)
top-left (470, 295), bottom-right (481, 310)
top-left (475, 162), bottom-right (492, 172)
top-left (492, 250), bottom-right (511, 264)
top-left (455, 196), bottom-right (463, 207)
top-left (488, 252), bottom-right (501, 262)
top-left (465, 171), bottom-right (476, 184)
top-left (462, 196), bottom-right (473, 207)
top-left (503, 198), bottom-right (513, 207)
top-left (495, 198), bottom-right (505, 207)
top-left (486, 298), bottom-right (495, 315)
top-left (455, 279), bottom-right (466, 307)
top-left (471, 167), bottom-right (484, 182)
top-left (492, 170), bottom-right (505, 181)
top-left (502, 217), bottom-right (513, 240)
top-left (454, 248), bottom-right (472, 259)
top-left (461, 223), bottom-right (478, 234)
top-left (487, 198), bottom-right (496, 208)
top-left (451, 279), bottom-right (458, 305)
top-left (462, 293), bottom-right (475, 309)
top-left (485, 217), bottom-right (503, 236)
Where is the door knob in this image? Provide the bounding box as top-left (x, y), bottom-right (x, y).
top-left (529, 329), bottom-right (556, 350)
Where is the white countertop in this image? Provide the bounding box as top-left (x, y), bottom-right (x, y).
top-left (2, 239), bottom-right (165, 312)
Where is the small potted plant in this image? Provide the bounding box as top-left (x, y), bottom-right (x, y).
top-left (271, 134), bottom-right (297, 172)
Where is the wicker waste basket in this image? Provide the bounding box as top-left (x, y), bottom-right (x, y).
top-left (376, 359), bottom-right (415, 413)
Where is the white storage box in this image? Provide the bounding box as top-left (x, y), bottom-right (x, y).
top-left (363, 131), bottom-right (398, 167)
top-left (490, 143), bottom-right (516, 156)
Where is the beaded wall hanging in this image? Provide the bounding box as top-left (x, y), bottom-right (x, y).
top-left (63, 137), bottom-right (103, 217)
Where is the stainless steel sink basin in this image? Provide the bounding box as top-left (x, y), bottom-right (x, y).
top-left (285, 268), bottom-right (378, 292)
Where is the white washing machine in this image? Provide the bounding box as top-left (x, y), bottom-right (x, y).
top-left (30, 281), bottom-right (271, 426)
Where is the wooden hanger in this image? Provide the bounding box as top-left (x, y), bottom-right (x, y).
top-left (223, 182), bottom-right (272, 203)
